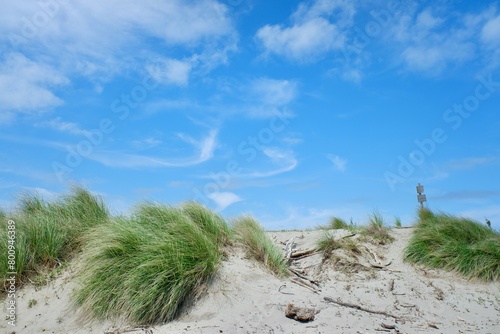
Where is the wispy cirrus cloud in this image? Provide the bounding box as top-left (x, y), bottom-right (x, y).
top-left (36, 117), bottom-right (91, 136)
top-left (443, 156), bottom-right (497, 171)
top-left (131, 137), bottom-right (162, 149)
top-left (88, 129), bottom-right (218, 168)
top-left (434, 190), bottom-right (500, 201)
top-left (327, 154), bottom-right (347, 172)
top-left (239, 148), bottom-right (298, 178)
top-left (245, 78), bottom-right (298, 118)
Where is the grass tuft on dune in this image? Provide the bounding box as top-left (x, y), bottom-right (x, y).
top-left (73, 202), bottom-right (230, 325)
top-left (232, 216), bottom-right (289, 278)
top-left (0, 186), bottom-right (108, 288)
top-left (404, 208), bottom-right (500, 282)
top-left (362, 211), bottom-right (394, 245)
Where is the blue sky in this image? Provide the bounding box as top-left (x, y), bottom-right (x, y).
top-left (1, 0), bottom-right (499, 230)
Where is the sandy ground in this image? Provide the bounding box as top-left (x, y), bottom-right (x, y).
top-left (2, 228), bottom-right (499, 334)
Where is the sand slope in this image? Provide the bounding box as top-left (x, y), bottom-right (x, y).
top-left (2, 228), bottom-right (499, 334)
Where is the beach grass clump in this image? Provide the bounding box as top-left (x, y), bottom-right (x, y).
top-left (59, 185), bottom-right (109, 235)
top-left (232, 216), bottom-right (288, 277)
top-left (73, 203), bottom-right (229, 325)
top-left (0, 187), bottom-right (109, 288)
top-left (404, 209), bottom-right (500, 282)
top-left (330, 217), bottom-right (349, 230)
top-left (318, 232), bottom-right (360, 256)
top-left (362, 211), bottom-right (394, 244)
top-left (0, 208), bottom-right (5, 221)
top-left (181, 201), bottom-right (232, 246)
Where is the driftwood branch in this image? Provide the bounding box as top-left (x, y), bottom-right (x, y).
top-left (285, 237), bottom-right (295, 261)
top-left (290, 248), bottom-right (318, 258)
top-left (324, 297), bottom-right (401, 320)
top-left (105, 326), bottom-right (152, 334)
top-left (289, 268), bottom-right (320, 287)
top-left (290, 277), bottom-right (320, 294)
top-left (370, 261), bottom-right (393, 269)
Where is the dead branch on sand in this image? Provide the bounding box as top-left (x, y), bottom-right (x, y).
top-left (285, 237), bottom-right (295, 261)
top-left (324, 297), bottom-right (402, 320)
top-left (289, 267), bottom-right (320, 286)
top-left (290, 277), bottom-right (320, 293)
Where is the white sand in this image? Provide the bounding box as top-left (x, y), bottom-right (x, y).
top-left (2, 228), bottom-right (499, 334)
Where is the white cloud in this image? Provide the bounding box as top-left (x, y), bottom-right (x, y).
top-left (208, 191), bottom-right (242, 211)
top-left (146, 58), bottom-right (192, 86)
top-left (245, 78), bottom-right (298, 118)
top-left (0, 0), bottom-right (236, 117)
top-left (387, 6), bottom-right (500, 74)
top-left (256, 0), bottom-right (353, 61)
top-left (399, 9), bottom-right (475, 73)
top-left (88, 129), bottom-right (218, 168)
top-left (327, 154), bottom-right (347, 172)
top-left (131, 137), bottom-right (162, 149)
top-left (443, 157), bottom-right (496, 171)
top-left (239, 148), bottom-right (298, 178)
top-left (36, 117), bottom-right (90, 136)
top-left (256, 18), bottom-right (343, 61)
top-left (481, 13), bottom-right (500, 69)
top-left (481, 15), bottom-right (500, 46)
top-left (415, 9), bottom-right (444, 31)
top-left (341, 68), bottom-right (362, 83)
top-left (2, 0), bottom-right (234, 59)
top-left (177, 129), bottom-right (218, 162)
top-left (251, 77), bottom-right (297, 107)
top-left (0, 53), bottom-right (68, 112)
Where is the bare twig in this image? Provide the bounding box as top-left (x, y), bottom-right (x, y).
top-left (289, 268), bottom-right (320, 286)
top-left (278, 284), bottom-right (294, 295)
top-left (104, 326), bottom-right (152, 334)
top-left (381, 323), bottom-right (396, 330)
top-left (291, 251), bottom-right (321, 260)
top-left (364, 246), bottom-right (382, 264)
top-left (290, 277), bottom-right (320, 294)
top-left (324, 297), bottom-right (401, 320)
top-left (290, 248), bottom-right (318, 258)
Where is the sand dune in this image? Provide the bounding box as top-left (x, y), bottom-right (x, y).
top-left (3, 228), bottom-right (499, 334)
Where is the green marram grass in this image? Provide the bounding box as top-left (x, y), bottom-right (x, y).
top-left (330, 217), bottom-right (349, 230)
top-left (73, 202), bottom-right (230, 325)
top-left (362, 211), bottom-right (394, 244)
top-left (0, 208), bottom-right (7, 221)
top-left (180, 201), bottom-right (232, 246)
top-left (0, 186), bottom-right (108, 288)
top-left (394, 216), bottom-right (402, 228)
top-left (318, 232), bottom-right (360, 255)
top-left (232, 216), bottom-right (289, 278)
top-left (404, 209), bottom-right (500, 282)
